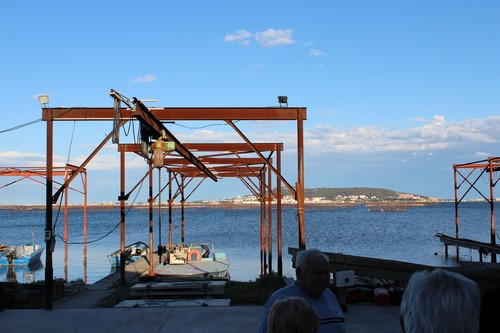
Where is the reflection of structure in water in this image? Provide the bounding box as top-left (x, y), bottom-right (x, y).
top-left (0, 261), bottom-right (43, 284)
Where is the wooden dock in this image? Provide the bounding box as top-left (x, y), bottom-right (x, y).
top-left (435, 233), bottom-right (500, 262)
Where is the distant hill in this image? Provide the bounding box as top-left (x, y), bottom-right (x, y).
top-left (281, 187), bottom-right (428, 200)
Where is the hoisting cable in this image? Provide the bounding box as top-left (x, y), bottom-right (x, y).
top-left (0, 118), bottom-right (42, 134)
top-left (57, 171), bottom-right (146, 245)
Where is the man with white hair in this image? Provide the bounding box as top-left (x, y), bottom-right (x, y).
top-left (400, 268), bottom-right (480, 333)
top-left (258, 248), bottom-right (345, 333)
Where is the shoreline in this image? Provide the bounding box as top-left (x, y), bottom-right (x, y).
top-left (0, 201), bottom-right (444, 211)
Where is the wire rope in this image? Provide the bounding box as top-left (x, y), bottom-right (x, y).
top-left (170, 120), bottom-right (240, 130)
top-left (0, 118), bottom-right (42, 134)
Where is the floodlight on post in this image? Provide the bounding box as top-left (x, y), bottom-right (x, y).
top-left (38, 95), bottom-right (49, 105)
top-left (278, 96), bottom-right (288, 107)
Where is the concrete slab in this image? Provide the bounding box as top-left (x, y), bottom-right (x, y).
top-left (344, 304), bottom-right (401, 333)
top-left (0, 304), bottom-right (401, 333)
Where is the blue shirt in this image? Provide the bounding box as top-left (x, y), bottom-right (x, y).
top-left (258, 284), bottom-right (346, 333)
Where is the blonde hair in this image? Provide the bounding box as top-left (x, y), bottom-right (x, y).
top-left (267, 297), bottom-right (320, 333)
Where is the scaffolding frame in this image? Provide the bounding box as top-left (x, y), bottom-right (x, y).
top-left (41, 90), bottom-right (307, 309)
top-left (453, 157), bottom-right (499, 263)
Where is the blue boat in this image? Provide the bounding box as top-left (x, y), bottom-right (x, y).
top-left (0, 244), bottom-right (44, 267)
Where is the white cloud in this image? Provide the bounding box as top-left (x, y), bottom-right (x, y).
top-left (309, 49), bottom-right (325, 57)
top-left (225, 28), bottom-right (295, 47)
top-left (321, 109), bottom-right (337, 115)
top-left (251, 64), bottom-right (265, 69)
top-left (175, 130), bottom-right (241, 143)
top-left (224, 29), bottom-right (253, 43)
top-left (240, 115), bottom-right (500, 154)
top-left (0, 151), bottom-right (146, 171)
top-left (475, 151), bottom-right (490, 157)
top-left (131, 74), bottom-right (157, 83)
top-left (255, 29), bottom-right (295, 47)
top-left (0, 151), bottom-right (47, 166)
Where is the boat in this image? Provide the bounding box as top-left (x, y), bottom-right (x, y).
top-left (107, 241), bottom-right (150, 268)
top-left (154, 243), bottom-right (230, 280)
top-left (0, 244), bottom-right (44, 267)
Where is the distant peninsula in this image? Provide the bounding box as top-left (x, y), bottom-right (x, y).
top-left (191, 187), bottom-right (441, 206)
top-left (0, 187), bottom-right (442, 210)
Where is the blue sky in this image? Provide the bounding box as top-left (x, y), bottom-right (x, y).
top-left (0, 1), bottom-right (499, 204)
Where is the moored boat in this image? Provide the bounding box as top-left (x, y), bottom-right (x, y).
top-left (107, 241), bottom-right (150, 268)
top-left (0, 244), bottom-right (44, 267)
top-left (154, 243), bottom-right (230, 280)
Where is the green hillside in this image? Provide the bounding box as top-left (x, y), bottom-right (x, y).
top-left (281, 187), bottom-right (424, 200)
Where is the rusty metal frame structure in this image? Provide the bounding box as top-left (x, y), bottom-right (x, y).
top-left (118, 142), bottom-right (286, 277)
top-left (453, 157), bottom-right (499, 263)
top-left (0, 164), bottom-right (88, 247)
top-left (42, 90), bottom-right (307, 309)
top-left (0, 165), bottom-right (89, 284)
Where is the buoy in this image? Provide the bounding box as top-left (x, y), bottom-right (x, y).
top-left (188, 249), bottom-right (201, 261)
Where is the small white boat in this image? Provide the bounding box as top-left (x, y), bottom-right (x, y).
top-left (107, 241), bottom-right (150, 268)
top-left (0, 244), bottom-right (44, 267)
top-left (154, 243), bottom-right (230, 280)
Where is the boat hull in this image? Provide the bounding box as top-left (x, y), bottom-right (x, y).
top-left (0, 245), bottom-right (44, 267)
top-left (154, 258), bottom-right (230, 280)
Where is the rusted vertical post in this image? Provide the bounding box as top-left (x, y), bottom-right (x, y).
top-left (263, 168), bottom-right (268, 274)
top-left (297, 109), bottom-right (306, 249)
top-left (259, 174), bottom-right (264, 276)
top-left (83, 168), bottom-right (88, 285)
top-left (267, 164), bottom-right (273, 273)
top-left (489, 159), bottom-right (497, 263)
top-left (119, 150), bottom-right (126, 281)
top-left (148, 162), bottom-right (154, 275)
top-left (83, 171), bottom-right (87, 252)
top-left (454, 168), bottom-right (459, 260)
top-left (45, 111), bottom-right (53, 310)
top-left (83, 242), bottom-right (87, 285)
top-left (181, 176), bottom-right (185, 247)
top-left (64, 169), bottom-right (69, 282)
top-left (277, 149), bottom-right (283, 276)
top-left (168, 170), bottom-right (173, 250)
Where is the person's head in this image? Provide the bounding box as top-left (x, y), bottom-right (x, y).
top-left (400, 269), bottom-right (480, 333)
top-left (295, 249), bottom-right (330, 298)
top-left (267, 296), bottom-right (320, 333)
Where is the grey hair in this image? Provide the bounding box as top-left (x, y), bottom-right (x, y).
top-left (400, 269), bottom-right (480, 333)
top-left (295, 248), bottom-right (329, 271)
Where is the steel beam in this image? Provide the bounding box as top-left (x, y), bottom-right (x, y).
top-left (42, 107), bottom-right (307, 121)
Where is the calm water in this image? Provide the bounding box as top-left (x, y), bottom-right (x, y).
top-left (0, 202), bottom-right (496, 284)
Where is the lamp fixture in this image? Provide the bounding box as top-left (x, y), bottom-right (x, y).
top-left (38, 95), bottom-right (49, 105)
top-left (278, 96), bottom-right (288, 107)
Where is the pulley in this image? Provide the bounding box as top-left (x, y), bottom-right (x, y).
top-left (152, 130), bottom-right (175, 168)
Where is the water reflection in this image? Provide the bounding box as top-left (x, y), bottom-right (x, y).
top-left (0, 261), bottom-right (44, 283)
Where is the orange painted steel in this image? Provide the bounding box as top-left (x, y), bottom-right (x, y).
top-left (267, 164), bottom-right (273, 274)
top-left (42, 93), bottom-right (307, 296)
top-left (42, 107), bottom-right (307, 121)
top-left (276, 150), bottom-right (283, 275)
top-left (452, 157), bottom-right (500, 263)
top-left (0, 164), bottom-right (88, 286)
